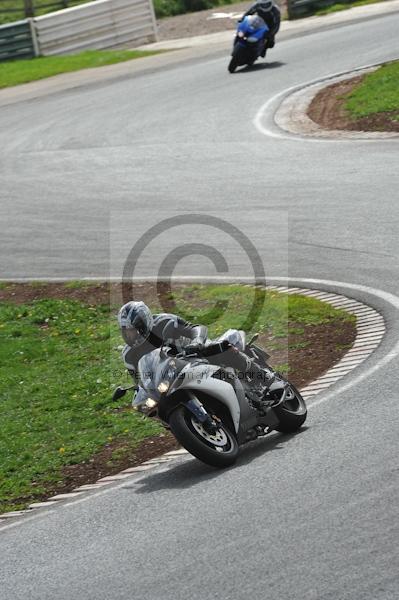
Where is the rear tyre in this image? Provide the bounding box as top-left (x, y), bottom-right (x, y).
top-left (228, 57), bottom-right (238, 73)
top-left (273, 384), bottom-right (307, 433)
top-left (169, 405), bottom-right (239, 468)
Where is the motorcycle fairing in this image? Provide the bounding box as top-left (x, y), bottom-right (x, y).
top-left (168, 363), bottom-right (241, 433)
top-left (237, 15), bottom-right (269, 44)
top-left (137, 346), bottom-right (266, 438)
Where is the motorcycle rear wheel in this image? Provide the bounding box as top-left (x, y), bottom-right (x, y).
top-left (169, 405), bottom-right (239, 468)
top-left (274, 383), bottom-right (307, 433)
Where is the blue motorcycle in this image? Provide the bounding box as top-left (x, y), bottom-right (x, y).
top-left (228, 15), bottom-right (269, 73)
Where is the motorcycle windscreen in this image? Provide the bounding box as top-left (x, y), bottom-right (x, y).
top-left (216, 329), bottom-right (245, 352)
top-left (245, 15), bottom-right (268, 33)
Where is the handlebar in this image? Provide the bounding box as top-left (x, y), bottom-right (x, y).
top-left (201, 340), bottom-right (231, 356)
top-left (176, 340), bottom-right (231, 359)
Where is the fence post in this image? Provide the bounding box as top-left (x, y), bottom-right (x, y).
top-left (24, 0), bottom-right (34, 18)
top-left (28, 18), bottom-right (40, 56)
top-left (148, 0), bottom-right (158, 42)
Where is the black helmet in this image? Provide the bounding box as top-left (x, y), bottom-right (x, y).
top-left (258, 0), bottom-right (273, 11)
top-left (118, 301), bottom-right (153, 348)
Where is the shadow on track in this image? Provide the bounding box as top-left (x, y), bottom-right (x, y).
top-left (236, 61), bottom-right (286, 74)
top-left (126, 427), bottom-right (308, 495)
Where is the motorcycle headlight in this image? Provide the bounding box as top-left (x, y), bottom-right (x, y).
top-left (247, 36), bottom-right (258, 43)
top-left (237, 31), bottom-right (245, 38)
top-left (157, 381), bottom-right (170, 393)
top-left (145, 398), bottom-right (158, 409)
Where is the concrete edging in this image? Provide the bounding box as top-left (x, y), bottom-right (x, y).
top-left (0, 284), bottom-right (385, 523)
top-left (274, 64), bottom-right (399, 140)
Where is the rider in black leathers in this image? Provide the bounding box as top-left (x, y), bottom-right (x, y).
top-left (118, 301), bottom-right (272, 393)
top-left (241, 0), bottom-right (281, 54)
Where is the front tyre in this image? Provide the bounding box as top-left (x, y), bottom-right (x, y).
top-left (274, 384), bottom-right (307, 433)
top-left (228, 57), bottom-right (238, 73)
top-left (169, 406), bottom-right (239, 468)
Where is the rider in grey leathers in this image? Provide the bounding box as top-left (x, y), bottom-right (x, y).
top-left (118, 301), bottom-right (272, 392)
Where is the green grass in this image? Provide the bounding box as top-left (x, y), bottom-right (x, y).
top-left (0, 0), bottom-right (83, 25)
top-left (0, 284), bottom-right (354, 513)
top-left (0, 49), bottom-right (160, 89)
top-left (0, 298), bottom-right (162, 513)
top-left (174, 284), bottom-right (351, 337)
top-left (344, 61), bottom-right (399, 119)
top-left (64, 280), bottom-right (100, 289)
top-left (314, 0), bottom-right (386, 16)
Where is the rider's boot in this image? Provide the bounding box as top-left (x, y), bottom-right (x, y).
top-left (252, 361), bottom-right (275, 387)
top-left (246, 361), bottom-right (275, 409)
top-left (261, 39), bottom-right (268, 57)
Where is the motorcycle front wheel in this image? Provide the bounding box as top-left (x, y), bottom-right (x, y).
top-left (169, 405), bottom-right (239, 468)
top-left (228, 57), bottom-right (238, 73)
top-left (273, 383), bottom-right (307, 433)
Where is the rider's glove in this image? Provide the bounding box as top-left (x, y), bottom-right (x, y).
top-left (184, 341), bottom-right (204, 355)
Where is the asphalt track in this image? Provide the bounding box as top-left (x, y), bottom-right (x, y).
top-left (1, 9), bottom-right (399, 600)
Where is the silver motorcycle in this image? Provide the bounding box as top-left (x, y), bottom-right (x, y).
top-left (114, 329), bottom-right (307, 468)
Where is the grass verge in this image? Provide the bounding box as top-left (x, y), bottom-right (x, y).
top-left (0, 49), bottom-right (161, 89)
top-left (343, 61), bottom-right (399, 120)
top-left (0, 0), bottom-right (85, 25)
top-left (0, 282), bottom-right (355, 514)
